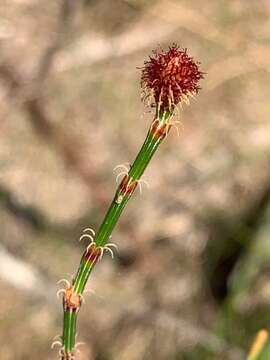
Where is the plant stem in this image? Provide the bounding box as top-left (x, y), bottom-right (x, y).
top-left (60, 109), bottom-right (172, 358)
top-left (63, 309), bottom-right (77, 353)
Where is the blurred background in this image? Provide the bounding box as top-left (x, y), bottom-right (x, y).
top-left (0, 0), bottom-right (270, 359)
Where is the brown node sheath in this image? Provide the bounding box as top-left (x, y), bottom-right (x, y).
top-left (150, 119), bottom-right (171, 140)
top-left (83, 243), bottom-right (102, 264)
top-left (60, 349), bottom-right (75, 360)
top-left (118, 175), bottom-right (138, 197)
top-left (63, 287), bottom-right (81, 312)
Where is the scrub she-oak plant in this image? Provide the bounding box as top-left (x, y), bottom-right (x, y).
top-left (55, 44), bottom-right (203, 359)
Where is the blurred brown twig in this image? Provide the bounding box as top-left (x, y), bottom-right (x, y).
top-left (0, 0), bottom-right (109, 203)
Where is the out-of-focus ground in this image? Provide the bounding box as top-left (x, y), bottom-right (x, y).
top-left (0, 0), bottom-right (270, 359)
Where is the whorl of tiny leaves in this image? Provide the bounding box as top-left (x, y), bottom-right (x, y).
top-left (141, 44), bottom-right (203, 112)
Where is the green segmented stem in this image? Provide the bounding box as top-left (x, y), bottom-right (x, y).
top-left (63, 310), bottom-right (77, 354)
top-left (61, 109), bottom-right (172, 357)
top-left (73, 109), bottom-right (171, 294)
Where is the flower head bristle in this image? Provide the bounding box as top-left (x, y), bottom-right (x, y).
top-left (141, 44), bottom-right (203, 113)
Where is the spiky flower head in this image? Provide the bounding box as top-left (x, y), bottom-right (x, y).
top-left (141, 44), bottom-right (203, 113)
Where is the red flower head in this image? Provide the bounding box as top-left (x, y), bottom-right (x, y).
top-left (141, 44), bottom-right (203, 113)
